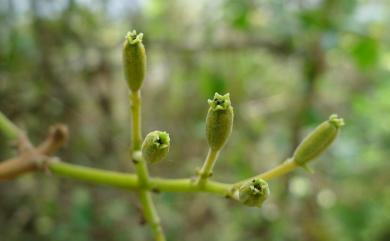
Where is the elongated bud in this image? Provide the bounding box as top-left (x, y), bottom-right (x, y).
top-left (293, 114), bottom-right (345, 166)
top-left (122, 30), bottom-right (146, 92)
top-left (141, 131), bottom-right (170, 163)
top-left (206, 93), bottom-right (234, 151)
top-left (238, 179), bottom-right (270, 207)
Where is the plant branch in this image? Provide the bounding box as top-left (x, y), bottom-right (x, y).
top-left (139, 192), bottom-right (165, 241)
top-left (0, 111), bottom-right (312, 202)
top-left (0, 111), bottom-right (21, 140)
top-left (0, 112), bottom-right (231, 197)
top-left (129, 91), bottom-right (166, 241)
top-left (132, 151), bottom-right (149, 187)
top-left (37, 124), bottom-right (69, 156)
top-left (0, 116), bottom-right (68, 180)
top-left (130, 91), bottom-right (142, 150)
top-left (1, 153), bottom-right (301, 197)
top-left (257, 159), bottom-right (298, 180)
top-left (43, 159), bottom-right (233, 197)
top-left (196, 148), bottom-right (220, 187)
top-left (0, 156), bottom-right (39, 180)
top-left (232, 158), bottom-right (299, 190)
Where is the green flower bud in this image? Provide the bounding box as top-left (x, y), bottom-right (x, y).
top-left (122, 30), bottom-right (146, 92)
top-left (293, 114), bottom-right (345, 166)
top-left (206, 93), bottom-right (234, 151)
top-left (141, 131), bottom-right (170, 163)
top-left (238, 179), bottom-right (270, 207)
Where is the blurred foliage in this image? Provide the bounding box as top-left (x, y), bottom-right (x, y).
top-left (1, 0), bottom-right (390, 241)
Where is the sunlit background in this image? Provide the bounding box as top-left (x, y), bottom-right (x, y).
top-left (1, 0), bottom-right (390, 240)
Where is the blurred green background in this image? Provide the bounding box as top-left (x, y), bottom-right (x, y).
top-left (1, 0), bottom-right (389, 240)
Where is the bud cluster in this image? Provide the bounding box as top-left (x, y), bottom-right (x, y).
top-left (121, 30), bottom-right (345, 211)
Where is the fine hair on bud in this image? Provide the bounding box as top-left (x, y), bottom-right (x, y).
top-left (206, 93), bottom-right (234, 151)
top-left (141, 131), bottom-right (170, 163)
top-left (123, 30), bottom-right (146, 92)
top-left (293, 114), bottom-right (345, 166)
top-left (238, 179), bottom-right (270, 207)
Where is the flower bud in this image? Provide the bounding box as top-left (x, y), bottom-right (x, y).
top-left (206, 93), bottom-right (234, 151)
top-left (293, 114), bottom-right (345, 166)
top-left (238, 178), bottom-right (270, 207)
top-left (141, 131), bottom-right (170, 163)
top-left (122, 30), bottom-right (146, 92)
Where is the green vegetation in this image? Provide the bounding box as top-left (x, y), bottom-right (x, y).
top-left (0, 30), bottom-right (342, 240)
top-left (1, 1), bottom-right (389, 241)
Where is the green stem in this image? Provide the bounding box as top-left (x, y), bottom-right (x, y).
top-left (49, 158), bottom-right (299, 195)
top-left (49, 160), bottom-right (138, 188)
top-left (6, 153), bottom-right (298, 198)
top-left (0, 112), bottom-right (21, 140)
top-left (152, 177), bottom-right (231, 196)
top-left (130, 91), bottom-right (142, 150)
top-left (129, 91), bottom-right (166, 241)
top-left (196, 148), bottom-right (220, 187)
top-left (132, 151), bottom-right (149, 187)
top-left (139, 191), bottom-right (165, 241)
top-left (257, 159), bottom-right (298, 180)
top-left (48, 160), bottom-right (231, 196)
top-left (0, 110), bottom-right (304, 206)
top-left (232, 158), bottom-right (298, 189)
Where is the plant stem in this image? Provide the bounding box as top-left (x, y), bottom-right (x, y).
top-left (129, 91), bottom-right (166, 241)
top-left (0, 110), bottom-right (305, 206)
top-left (0, 111), bottom-right (21, 140)
top-left (232, 158), bottom-right (298, 189)
top-left (48, 160), bottom-right (232, 196)
top-left (130, 91), bottom-right (142, 150)
top-left (257, 159), bottom-right (298, 180)
top-left (0, 157), bottom-right (37, 180)
top-left (139, 191), bottom-right (165, 241)
top-left (51, 160), bottom-right (232, 195)
top-left (152, 177), bottom-right (231, 195)
top-left (132, 151), bottom-right (149, 187)
top-left (0, 111), bottom-right (232, 197)
top-left (196, 148), bottom-right (220, 187)
top-left (49, 160), bottom-right (138, 188)
top-left (2, 153), bottom-right (300, 197)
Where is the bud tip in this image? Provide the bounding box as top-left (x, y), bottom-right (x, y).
top-left (126, 30), bottom-right (144, 45)
top-left (208, 93), bottom-right (231, 111)
top-left (329, 114), bottom-right (345, 128)
top-left (150, 131), bottom-right (170, 149)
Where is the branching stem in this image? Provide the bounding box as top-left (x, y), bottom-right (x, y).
top-left (129, 91), bottom-right (166, 241)
top-left (196, 148), bottom-right (220, 187)
top-left (0, 111), bottom-right (305, 209)
top-left (232, 159), bottom-right (298, 190)
top-left (48, 159), bottom-right (231, 196)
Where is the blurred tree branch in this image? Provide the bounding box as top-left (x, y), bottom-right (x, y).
top-left (0, 122), bottom-right (68, 180)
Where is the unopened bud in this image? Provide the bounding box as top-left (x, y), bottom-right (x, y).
top-left (293, 114), bottom-right (344, 166)
top-left (122, 30), bottom-right (146, 92)
top-left (206, 93), bottom-right (234, 151)
top-left (141, 131), bottom-right (170, 163)
top-left (238, 179), bottom-right (270, 207)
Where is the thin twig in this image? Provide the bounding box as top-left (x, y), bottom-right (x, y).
top-left (0, 123), bottom-right (68, 180)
